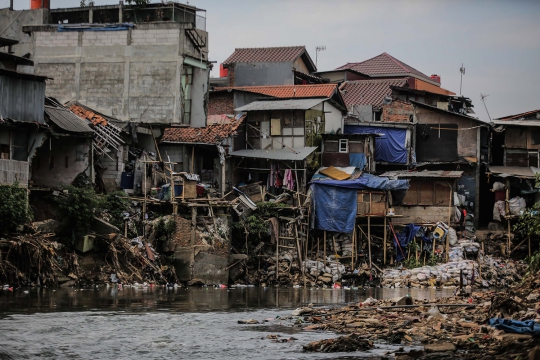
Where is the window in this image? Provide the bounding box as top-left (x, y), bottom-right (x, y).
top-left (182, 65), bottom-right (194, 124)
top-left (339, 139), bottom-right (348, 153)
top-left (532, 130), bottom-right (540, 145)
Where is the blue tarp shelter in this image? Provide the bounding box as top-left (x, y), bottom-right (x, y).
top-left (311, 173), bottom-right (409, 233)
top-left (345, 125), bottom-right (408, 164)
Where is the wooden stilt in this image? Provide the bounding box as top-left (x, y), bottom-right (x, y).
top-left (352, 227), bottom-right (356, 269)
top-left (323, 231), bottom-right (327, 269)
top-left (332, 235), bottom-right (338, 257)
top-left (368, 216), bottom-right (372, 269)
top-left (276, 235), bottom-right (279, 281)
top-left (294, 224), bottom-right (306, 288)
top-left (383, 216), bottom-right (387, 265)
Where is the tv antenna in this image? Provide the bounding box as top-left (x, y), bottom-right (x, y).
top-left (315, 45), bottom-right (326, 68)
top-left (480, 93), bottom-right (493, 123)
top-left (459, 63), bottom-right (465, 95)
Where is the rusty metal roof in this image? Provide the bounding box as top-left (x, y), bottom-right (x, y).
top-left (45, 105), bottom-right (94, 134)
top-left (380, 170), bottom-right (463, 179)
top-left (487, 166), bottom-right (540, 179)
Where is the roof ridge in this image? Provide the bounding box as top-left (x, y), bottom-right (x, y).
top-left (382, 52), bottom-right (410, 73)
top-left (233, 45), bottom-right (305, 50)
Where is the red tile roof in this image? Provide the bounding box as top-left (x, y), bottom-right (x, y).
top-left (495, 109), bottom-right (540, 121)
top-left (223, 46), bottom-right (307, 65)
top-left (340, 78), bottom-right (408, 109)
top-left (162, 118), bottom-right (244, 144)
top-left (337, 53), bottom-right (433, 83)
top-left (214, 84), bottom-right (337, 99)
top-left (70, 104), bottom-right (108, 126)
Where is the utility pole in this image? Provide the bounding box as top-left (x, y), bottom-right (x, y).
top-left (315, 45), bottom-right (326, 68)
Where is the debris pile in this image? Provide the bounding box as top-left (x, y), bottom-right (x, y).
top-left (303, 334), bottom-right (373, 353)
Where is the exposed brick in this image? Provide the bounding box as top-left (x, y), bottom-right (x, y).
top-left (382, 99), bottom-right (413, 123)
top-left (208, 92), bottom-right (234, 115)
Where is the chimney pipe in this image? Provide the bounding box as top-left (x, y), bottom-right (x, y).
top-left (9, 0), bottom-right (13, 10)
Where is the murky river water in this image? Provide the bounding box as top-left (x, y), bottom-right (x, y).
top-left (0, 286), bottom-right (455, 359)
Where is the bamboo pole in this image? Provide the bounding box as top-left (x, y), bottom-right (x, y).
top-left (367, 216), bottom-right (372, 269)
top-left (352, 226), bottom-right (356, 269)
top-left (294, 224), bottom-right (306, 288)
top-left (323, 231), bottom-right (327, 269)
top-left (276, 233), bottom-right (279, 281)
top-left (383, 216), bottom-right (387, 265)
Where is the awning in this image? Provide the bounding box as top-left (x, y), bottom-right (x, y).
top-left (230, 147), bottom-right (317, 161)
top-left (380, 170), bottom-right (463, 179)
top-left (235, 98), bottom-right (326, 112)
top-left (487, 166), bottom-right (540, 179)
top-left (184, 56), bottom-right (208, 70)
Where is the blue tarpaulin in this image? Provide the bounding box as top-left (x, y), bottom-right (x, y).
top-left (488, 318), bottom-right (540, 336)
top-left (311, 174), bottom-right (409, 233)
top-left (349, 153), bottom-right (366, 169)
top-left (345, 126), bottom-right (408, 164)
top-left (58, 23), bottom-right (134, 32)
top-left (393, 224), bottom-right (433, 261)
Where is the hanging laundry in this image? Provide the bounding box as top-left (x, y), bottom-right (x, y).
top-left (283, 169), bottom-right (295, 190)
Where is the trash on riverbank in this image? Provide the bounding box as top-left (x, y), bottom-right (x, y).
top-left (303, 334), bottom-right (373, 352)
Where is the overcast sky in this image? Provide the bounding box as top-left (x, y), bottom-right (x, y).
top-left (4, 0), bottom-right (540, 121)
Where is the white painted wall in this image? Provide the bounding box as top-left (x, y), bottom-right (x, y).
top-left (312, 101), bottom-right (343, 134)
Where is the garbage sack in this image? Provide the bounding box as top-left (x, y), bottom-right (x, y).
top-left (488, 318), bottom-right (540, 335)
top-left (508, 197), bottom-right (526, 216)
top-left (448, 228), bottom-right (458, 246)
top-left (492, 182), bottom-right (506, 191)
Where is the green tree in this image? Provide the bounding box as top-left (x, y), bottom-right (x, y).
top-left (0, 184), bottom-right (31, 233)
top-left (55, 185), bottom-right (101, 241)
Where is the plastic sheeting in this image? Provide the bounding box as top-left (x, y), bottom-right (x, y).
top-left (311, 174), bottom-right (409, 232)
top-left (488, 318), bottom-right (540, 335)
top-left (349, 153), bottom-right (366, 169)
top-left (58, 24), bottom-right (134, 32)
top-left (345, 126), bottom-right (408, 164)
top-left (312, 184), bottom-right (358, 233)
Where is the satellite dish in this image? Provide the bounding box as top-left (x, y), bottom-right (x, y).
top-left (382, 96), bottom-right (392, 105)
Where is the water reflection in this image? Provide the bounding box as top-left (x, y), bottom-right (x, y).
top-left (0, 286), bottom-right (456, 315)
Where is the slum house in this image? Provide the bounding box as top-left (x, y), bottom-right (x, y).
top-left (410, 100), bottom-right (488, 227)
top-left (0, 37), bottom-right (47, 188)
top-left (159, 114), bottom-right (246, 198)
top-left (485, 109), bottom-right (540, 239)
top-left (217, 46), bottom-right (320, 87)
top-left (14, 1), bottom-right (211, 193)
top-left (230, 84), bottom-right (347, 194)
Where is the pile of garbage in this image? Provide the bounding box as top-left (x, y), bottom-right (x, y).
top-left (381, 252), bottom-right (524, 289)
top-left (289, 289), bottom-right (540, 358)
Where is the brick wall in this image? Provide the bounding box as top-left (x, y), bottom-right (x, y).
top-left (382, 100), bottom-right (413, 123)
top-left (228, 66), bottom-right (235, 86)
top-left (208, 92), bottom-right (234, 115)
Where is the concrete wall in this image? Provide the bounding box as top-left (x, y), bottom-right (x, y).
top-left (0, 8), bottom-right (49, 74)
top-left (312, 101), bottom-right (343, 133)
top-left (31, 137), bottom-right (91, 188)
top-left (159, 144), bottom-right (184, 172)
top-left (233, 62), bottom-right (294, 86)
top-left (0, 159), bottom-right (29, 186)
top-left (233, 91), bottom-right (270, 111)
top-left (30, 23), bottom-right (208, 126)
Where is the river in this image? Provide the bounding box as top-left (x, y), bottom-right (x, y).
top-left (0, 286), bottom-right (455, 359)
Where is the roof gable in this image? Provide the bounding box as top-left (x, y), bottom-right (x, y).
top-left (223, 46), bottom-right (316, 72)
top-left (337, 52), bottom-right (434, 83)
top-left (340, 78), bottom-right (409, 109)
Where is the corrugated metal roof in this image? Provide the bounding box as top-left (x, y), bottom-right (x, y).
top-left (380, 170), bottom-right (463, 179)
top-left (45, 105), bottom-right (94, 133)
top-left (487, 166), bottom-right (540, 179)
top-left (235, 98), bottom-right (325, 112)
top-left (492, 119), bottom-right (540, 127)
top-left (230, 147), bottom-right (318, 161)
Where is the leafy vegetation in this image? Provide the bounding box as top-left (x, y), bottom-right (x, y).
top-left (514, 202), bottom-right (540, 238)
top-left (54, 185), bottom-right (101, 242)
top-left (101, 191), bottom-right (131, 230)
top-left (0, 183), bottom-right (32, 233)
